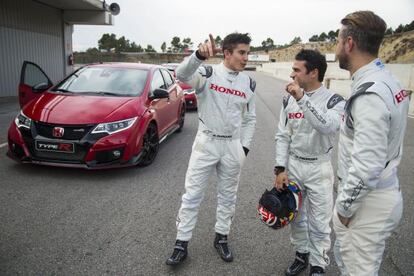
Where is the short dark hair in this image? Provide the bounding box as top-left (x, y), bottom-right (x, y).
top-left (222, 32), bottom-right (251, 53)
top-left (295, 49), bottom-right (327, 82)
top-left (340, 10), bottom-right (386, 56)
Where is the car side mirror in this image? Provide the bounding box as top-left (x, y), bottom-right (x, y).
top-left (151, 88), bottom-right (169, 99)
top-left (33, 82), bottom-right (51, 92)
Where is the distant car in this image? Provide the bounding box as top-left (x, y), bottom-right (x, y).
top-left (7, 61), bottom-right (186, 169)
top-left (162, 63), bottom-right (197, 110)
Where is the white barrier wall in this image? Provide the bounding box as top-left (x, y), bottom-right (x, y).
top-left (258, 62), bottom-right (414, 117)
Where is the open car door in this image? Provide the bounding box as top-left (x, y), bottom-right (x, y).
top-left (19, 61), bottom-right (53, 108)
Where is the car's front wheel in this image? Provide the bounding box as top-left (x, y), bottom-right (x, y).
top-left (176, 104), bottom-right (185, 133)
top-left (139, 123), bottom-right (159, 166)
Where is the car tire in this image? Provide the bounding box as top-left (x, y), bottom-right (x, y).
top-left (138, 123), bottom-right (159, 166)
top-left (176, 104), bottom-right (186, 133)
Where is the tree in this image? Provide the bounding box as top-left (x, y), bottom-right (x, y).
top-left (328, 30), bottom-right (337, 42)
top-left (145, 45), bottom-right (156, 53)
top-left (215, 35), bottom-right (223, 48)
top-left (385, 27), bottom-right (394, 36)
top-left (318, 32), bottom-right (328, 42)
top-left (290, 36), bottom-right (302, 45)
top-left (182, 38), bottom-right (193, 52)
top-left (130, 42), bottom-right (143, 52)
top-left (260, 37), bottom-right (274, 52)
top-left (116, 36), bottom-right (130, 53)
top-left (407, 20), bottom-right (414, 31)
top-left (262, 37), bottom-right (274, 49)
top-left (403, 22), bottom-right (412, 32)
top-left (395, 24), bottom-right (404, 33)
top-left (86, 47), bottom-right (100, 54)
top-left (309, 34), bottom-right (319, 42)
top-left (98, 33), bottom-right (117, 51)
top-left (161, 42), bottom-right (167, 53)
top-left (171, 36), bottom-right (181, 53)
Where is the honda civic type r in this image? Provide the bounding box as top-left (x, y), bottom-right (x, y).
top-left (7, 61), bottom-right (186, 169)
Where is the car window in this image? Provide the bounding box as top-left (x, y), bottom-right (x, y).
top-left (161, 69), bottom-right (174, 88)
top-left (150, 70), bottom-right (166, 94)
top-left (54, 67), bottom-right (148, 96)
top-left (24, 63), bottom-right (50, 87)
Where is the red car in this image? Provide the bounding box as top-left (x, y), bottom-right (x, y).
top-left (7, 61), bottom-right (186, 169)
top-left (162, 63), bottom-right (197, 110)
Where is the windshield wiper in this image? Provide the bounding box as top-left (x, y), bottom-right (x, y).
top-left (53, 88), bottom-right (73, 93)
top-left (77, 91), bottom-right (121, 96)
top-left (96, 91), bottom-right (120, 96)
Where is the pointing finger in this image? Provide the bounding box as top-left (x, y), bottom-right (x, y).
top-left (207, 41), bottom-right (213, 57)
top-left (201, 44), bottom-right (208, 55)
top-left (209, 34), bottom-right (216, 49)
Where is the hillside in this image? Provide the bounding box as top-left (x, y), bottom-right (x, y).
top-left (261, 30), bottom-right (414, 64)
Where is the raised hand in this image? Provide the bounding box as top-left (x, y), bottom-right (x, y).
top-left (285, 78), bottom-right (304, 100)
top-left (197, 34), bottom-right (222, 59)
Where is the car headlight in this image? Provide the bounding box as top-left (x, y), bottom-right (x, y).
top-left (183, 89), bottom-right (195, 95)
top-left (92, 117), bottom-right (137, 134)
top-left (15, 111), bottom-right (32, 129)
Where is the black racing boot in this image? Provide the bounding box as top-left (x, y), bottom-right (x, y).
top-left (213, 233), bottom-right (233, 262)
top-left (166, 240), bottom-right (188, 266)
top-left (309, 265), bottom-right (325, 275)
top-left (285, 251), bottom-right (309, 276)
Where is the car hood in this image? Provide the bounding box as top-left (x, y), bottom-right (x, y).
top-left (22, 92), bottom-right (146, 124)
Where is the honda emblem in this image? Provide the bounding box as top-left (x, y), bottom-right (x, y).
top-left (53, 127), bottom-right (64, 138)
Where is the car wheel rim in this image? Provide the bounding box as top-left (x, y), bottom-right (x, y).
top-left (179, 107), bottom-right (185, 127)
top-left (142, 124), bottom-right (159, 163)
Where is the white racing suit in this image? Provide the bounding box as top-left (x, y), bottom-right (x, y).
top-left (334, 59), bottom-right (409, 276)
top-left (175, 52), bottom-right (256, 241)
top-left (275, 85), bottom-right (345, 269)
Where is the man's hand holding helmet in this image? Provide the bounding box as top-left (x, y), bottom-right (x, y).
top-left (257, 181), bottom-right (302, 230)
top-left (274, 166), bottom-right (288, 191)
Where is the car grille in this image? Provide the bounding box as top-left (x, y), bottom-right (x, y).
top-left (34, 122), bottom-right (94, 140)
top-left (24, 137), bottom-right (90, 163)
top-left (19, 122), bottom-right (99, 163)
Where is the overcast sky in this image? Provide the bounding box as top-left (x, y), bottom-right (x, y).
top-left (72, 0), bottom-right (414, 52)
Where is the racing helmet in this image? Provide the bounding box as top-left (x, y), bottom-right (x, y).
top-left (257, 181), bottom-right (302, 229)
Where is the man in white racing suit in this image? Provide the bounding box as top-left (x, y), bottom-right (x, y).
top-left (333, 11), bottom-right (409, 276)
top-left (166, 33), bottom-right (256, 265)
top-left (274, 49), bottom-right (345, 276)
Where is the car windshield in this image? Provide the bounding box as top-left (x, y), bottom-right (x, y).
top-left (53, 66), bottom-right (148, 97)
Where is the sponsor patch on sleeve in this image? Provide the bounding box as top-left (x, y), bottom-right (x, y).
top-left (199, 65), bottom-right (213, 78)
top-left (327, 94), bottom-right (345, 109)
top-left (283, 95), bottom-right (291, 109)
top-left (249, 77), bottom-right (256, 92)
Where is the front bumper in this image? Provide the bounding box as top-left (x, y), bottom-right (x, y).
top-left (184, 93), bottom-right (197, 109)
top-left (7, 150), bottom-right (144, 169)
top-left (7, 120), bottom-right (144, 169)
